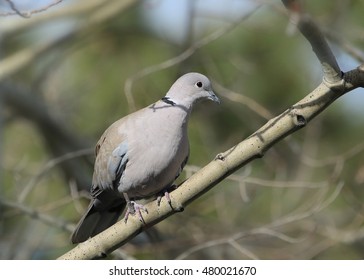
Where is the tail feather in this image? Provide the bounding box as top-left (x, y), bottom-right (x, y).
top-left (71, 201), bottom-right (126, 244)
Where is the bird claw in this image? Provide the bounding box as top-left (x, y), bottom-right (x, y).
top-left (124, 201), bottom-right (148, 224)
top-left (157, 184), bottom-right (177, 207)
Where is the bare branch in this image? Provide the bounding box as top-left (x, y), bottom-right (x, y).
top-left (302, 142), bottom-right (364, 167)
top-left (1, 0), bottom-right (63, 18)
top-left (282, 0), bottom-right (342, 84)
top-left (0, 0), bottom-right (105, 35)
top-left (18, 148), bottom-right (93, 203)
top-left (1, 82), bottom-right (93, 189)
top-left (0, 199), bottom-right (74, 233)
top-left (325, 29), bottom-right (364, 64)
top-left (58, 59), bottom-right (363, 259)
top-left (4, 0), bottom-right (29, 18)
top-left (185, 165), bottom-right (329, 189)
top-left (0, 0), bottom-right (140, 81)
top-left (123, 5), bottom-right (262, 112)
top-left (177, 180), bottom-right (343, 261)
top-left (56, 1), bottom-right (364, 260)
top-left (213, 81), bottom-right (274, 120)
top-left (175, 227), bottom-right (307, 260)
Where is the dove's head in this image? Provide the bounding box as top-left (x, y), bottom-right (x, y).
top-left (164, 72), bottom-right (220, 108)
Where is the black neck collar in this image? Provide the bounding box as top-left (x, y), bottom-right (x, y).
top-left (161, 97), bottom-right (176, 106)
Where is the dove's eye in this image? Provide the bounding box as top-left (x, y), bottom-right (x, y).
top-left (195, 81), bottom-right (203, 88)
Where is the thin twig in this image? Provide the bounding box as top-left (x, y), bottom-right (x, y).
top-left (185, 165), bottom-right (329, 189)
top-left (18, 148), bottom-right (93, 203)
top-left (0, 199), bottom-right (74, 233)
top-left (1, 0), bottom-right (63, 18)
top-left (176, 182), bottom-right (343, 260)
top-left (123, 5), bottom-right (262, 112)
top-left (213, 81), bottom-right (273, 120)
top-left (58, 63), bottom-right (362, 258)
top-left (301, 142), bottom-right (364, 167)
top-left (282, 0), bottom-right (342, 84)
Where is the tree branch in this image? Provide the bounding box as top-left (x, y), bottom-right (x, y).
top-left (58, 63), bottom-right (364, 259)
top-left (1, 82), bottom-right (93, 189)
top-left (57, 2), bottom-right (364, 260)
top-left (124, 5), bottom-right (261, 112)
top-left (282, 0), bottom-right (342, 84)
top-left (0, 199), bottom-right (74, 232)
top-left (1, 0), bottom-right (63, 18)
top-left (0, 0), bottom-right (140, 81)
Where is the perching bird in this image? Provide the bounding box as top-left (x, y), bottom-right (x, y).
top-left (71, 72), bottom-right (220, 243)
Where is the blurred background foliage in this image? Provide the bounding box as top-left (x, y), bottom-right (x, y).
top-left (1, 0), bottom-right (364, 259)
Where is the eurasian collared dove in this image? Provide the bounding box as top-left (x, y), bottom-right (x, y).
top-left (71, 72), bottom-right (219, 243)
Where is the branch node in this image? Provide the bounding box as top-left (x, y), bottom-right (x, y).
top-left (173, 205), bottom-right (185, 212)
top-left (323, 74), bottom-right (345, 94)
top-left (215, 153), bottom-right (225, 161)
top-left (96, 252), bottom-right (107, 259)
top-left (290, 109), bottom-right (307, 127)
top-left (294, 114), bottom-right (306, 127)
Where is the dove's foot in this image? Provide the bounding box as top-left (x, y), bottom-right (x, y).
top-left (124, 201), bottom-right (148, 223)
top-left (157, 184), bottom-right (178, 207)
top-left (123, 192), bottom-right (148, 223)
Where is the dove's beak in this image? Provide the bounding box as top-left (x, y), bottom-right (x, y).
top-left (207, 90), bottom-right (220, 104)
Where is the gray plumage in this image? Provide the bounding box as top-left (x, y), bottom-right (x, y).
top-left (71, 72), bottom-right (219, 243)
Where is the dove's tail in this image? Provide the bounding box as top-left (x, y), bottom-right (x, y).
top-left (71, 200), bottom-right (126, 244)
